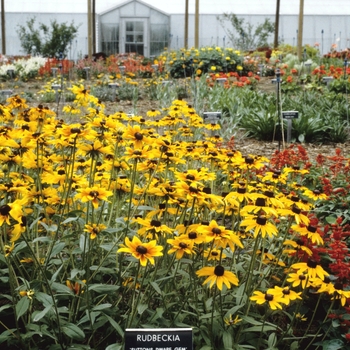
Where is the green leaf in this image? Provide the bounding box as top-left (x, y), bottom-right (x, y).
top-left (242, 315), bottom-right (263, 326)
top-left (223, 330), bottom-right (233, 349)
top-left (62, 323), bottom-right (85, 340)
top-left (49, 242), bottom-right (66, 258)
top-left (105, 344), bottom-right (123, 350)
top-left (62, 217), bottom-right (80, 224)
top-left (50, 264), bottom-right (64, 282)
top-left (267, 332), bottom-right (277, 348)
top-left (242, 325), bottom-right (277, 333)
top-left (326, 216), bottom-right (337, 225)
top-left (50, 282), bottom-right (73, 294)
top-left (88, 284), bottom-right (120, 293)
top-left (0, 304), bottom-right (12, 313)
top-left (104, 315), bottom-right (124, 338)
top-left (314, 339), bottom-right (344, 350)
top-left (92, 303), bottom-right (112, 311)
top-left (137, 304), bottom-right (148, 315)
top-left (16, 296), bottom-right (30, 320)
top-left (33, 305), bottom-right (52, 322)
top-left (150, 281), bottom-right (162, 295)
top-left (35, 292), bottom-right (55, 308)
top-left (79, 233), bottom-right (89, 252)
top-left (0, 329), bottom-right (17, 344)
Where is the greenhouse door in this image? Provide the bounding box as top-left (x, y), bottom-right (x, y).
top-left (121, 18), bottom-right (148, 56)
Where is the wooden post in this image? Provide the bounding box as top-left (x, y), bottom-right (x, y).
top-left (184, 0), bottom-right (188, 48)
top-left (195, 0), bottom-right (199, 48)
top-left (87, 0), bottom-right (92, 57)
top-left (92, 0), bottom-right (96, 53)
top-left (1, 0), bottom-right (5, 54)
top-left (274, 0), bottom-right (280, 48)
top-left (297, 0), bottom-right (304, 60)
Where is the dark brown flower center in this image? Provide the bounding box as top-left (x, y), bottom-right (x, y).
top-left (265, 293), bottom-right (274, 301)
top-left (89, 191), bottom-right (99, 198)
top-left (245, 156), bottom-right (254, 164)
top-left (264, 191), bottom-right (274, 198)
top-left (307, 225), bottom-right (317, 233)
top-left (282, 288), bottom-right (290, 295)
top-left (188, 231), bottom-right (197, 239)
top-left (0, 204), bottom-right (11, 216)
top-left (292, 205), bottom-right (301, 214)
top-left (256, 216), bottom-right (267, 225)
top-left (189, 186), bottom-right (199, 193)
top-left (71, 127), bottom-right (81, 134)
top-left (134, 132), bottom-right (143, 141)
top-left (186, 174), bottom-right (195, 180)
top-left (255, 198), bottom-right (266, 207)
top-left (212, 228), bottom-right (222, 235)
top-left (136, 246), bottom-right (148, 254)
top-left (237, 187), bottom-right (246, 194)
top-left (150, 220), bottom-right (162, 227)
top-left (334, 282), bottom-right (343, 290)
top-left (214, 265), bottom-right (225, 276)
top-left (179, 242), bottom-right (188, 249)
top-left (307, 259), bottom-right (318, 268)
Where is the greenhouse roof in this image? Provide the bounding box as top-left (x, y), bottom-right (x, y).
top-left (5, 0), bottom-right (350, 15)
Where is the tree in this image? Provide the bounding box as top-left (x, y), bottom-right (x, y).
top-left (218, 13), bottom-right (275, 51)
top-left (17, 17), bottom-right (80, 58)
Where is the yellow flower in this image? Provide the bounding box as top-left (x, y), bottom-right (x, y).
top-left (250, 290), bottom-right (284, 310)
top-left (167, 237), bottom-right (195, 259)
top-left (291, 260), bottom-right (329, 280)
top-left (196, 265), bottom-right (239, 290)
top-left (19, 289), bottom-right (35, 299)
top-left (224, 314), bottom-right (242, 326)
top-left (117, 235), bottom-right (163, 266)
top-left (240, 215), bottom-right (278, 238)
top-left (84, 223), bottom-right (107, 239)
top-left (210, 66), bottom-right (217, 71)
top-left (75, 185), bottom-right (113, 209)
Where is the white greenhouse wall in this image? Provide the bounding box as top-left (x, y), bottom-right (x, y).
top-left (2, 13), bottom-right (88, 60)
top-left (1, 6), bottom-right (349, 58)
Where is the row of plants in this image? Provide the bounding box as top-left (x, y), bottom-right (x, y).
top-left (1, 81), bottom-right (350, 349)
top-left (0, 44), bottom-right (349, 82)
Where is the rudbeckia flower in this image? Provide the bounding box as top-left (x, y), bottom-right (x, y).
top-left (133, 217), bottom-right (173, 238)
top-left (123, 124), bottom-right (149, 149)
top-left (0, 199), bottom-right (25, 226)
top-left (240, 214), bottom-right (278, 238)
top-left (203, 248), bottom-right (226, 261)
top-left (167, 237), bottom-right (195, 259)
top-left (75, 185), bottom-right (113, 209)
top-left (198, 220), bottom-right (243, 249)
top-left (250, 290), bottom-right (285, 310)
top-left (84, 223), bottom-right (107, 239)
top-left (291, 259), bottom-right (329, 280)
top-left (117, 235), bottom-right (163, 266)
top-left (146, 109), bottom-right (161, 117)
top-left (196, 265), bottom-right (239, 290)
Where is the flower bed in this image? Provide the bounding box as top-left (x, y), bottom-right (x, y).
top-left (1, 79), bottom-right (350, 350)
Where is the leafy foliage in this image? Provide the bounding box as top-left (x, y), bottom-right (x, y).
top-left (17, 17), bottom-right (80, 58)
top-left (218, 13), bottom-right (275, 51)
